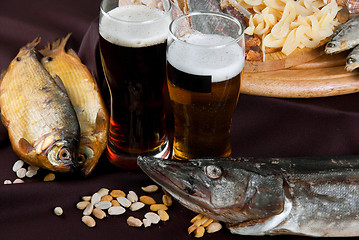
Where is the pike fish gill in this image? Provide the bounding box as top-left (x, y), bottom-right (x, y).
top-left (138, 156), bottom-right (359, 237)
top-left (40, 34), bottom-right (109, 176)
top-left (0, 38), bottom-right (80, 172)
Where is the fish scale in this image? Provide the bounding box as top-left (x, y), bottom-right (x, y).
top-left (0, 38), bottom-right (80, 172)
top-left (138, 156), bottom-right (359, 237)
top-left (40, 34), bottom-right (109, 176)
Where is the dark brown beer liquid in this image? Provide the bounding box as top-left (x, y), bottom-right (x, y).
top-left (100, 36), bottom-right (169, 169)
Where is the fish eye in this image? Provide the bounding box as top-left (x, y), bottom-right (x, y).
top-left (347, 57), bottom-right (356, 64)
top-left (46, 57), bottom-right (53, 62)
top-left (58, 147), bottom-right (71, 161)
top-left (205, 165), bottom-right (223, 179)
top-left (16, 57), bottom-right (22, 62)
top-left (327, 42), bottom-right (336, 48)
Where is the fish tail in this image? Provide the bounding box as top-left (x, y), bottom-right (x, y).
top-left (39, 33), bottom-right (71, 56)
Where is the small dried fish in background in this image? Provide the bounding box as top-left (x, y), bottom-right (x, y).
top-left (0, 38), bottom-right (80, 172)
top-left (40, 34), bottom-right (109, 176)
top-left (325, 0), bottom-right (359, 13)
top-left (346, 45), bottom-right (359, 71)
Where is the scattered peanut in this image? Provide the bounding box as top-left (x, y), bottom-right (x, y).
top-left (139, 195), bottom-right (156, 205)
top-left (76, 201), bottom-right (90, 210)
top-left (12, 160), bottom-right (24, 172)
top-left (13, 178), bottom-right (24, 184)
top-left (101, 195), bottom-right (113, 202)
top-left (97, 188), bottom-right (109, 197)
top-left (202, 218), bottom-right (214, 228)
top-left (206, 222), bottom-right (222, 233)
top-left (127, 216), bottom-right (142, 227)
top-left (16, 168), bottom-right (26, 178)
top-left (110, 189), bottom-right (126, 198)
top-left (162, 194), bottom-right (173, 207)
top-left (158, 209), bottom-right (169, 221)
top-left (117, 196), bottom-right (131, 208)
top-left (44, 173), bottom-right (55, 181)
top-left (150, 204), bottom-right (168, 211)
top-left (188, 224), bottom-right (198, 234)
top-left (141, 184), bottom-right (158, 193)
top-left (193, 216), bottom-right (209, 228)
top-left (130, 201), bottom-right (145, 211)
top-left (91, 193), bottom-right (101, 205)
top-left (54, 207), bottom-right (63, 216)
top-left (93, 208), bottom-right (106, 219)
top-left (194, 226), bottom-right (205, 238)
top-left (82, 196), bottom-right (92, 201)
top-left (188, 214), bottom-right (222, 237)
top-left (82, 215), bottom-right (96, 227)
top-left (76, 185), bottom-right (174, 231)
top-left (144, 212), bottom-right (160, 224)
top-left (28, 165), bottom-right (39, 172)
top-left (25, 169), bottom-right (37, 178)
top-left (143, 218), bottom-right (152, 228)
top-left (190, 214), bottom-right (203, 223)
top-left (127, 191), bottom-right (138, 203)
top-left (108, 206), bottom-right (126, 215)
top-left (83, 203), bottom-right (94, 216)
top-left (3, 180), bottom-right (12, 184)
top-left (111, 199), bottom-right (120, 206)
top-left (94, 201), bottom-right (112, 210)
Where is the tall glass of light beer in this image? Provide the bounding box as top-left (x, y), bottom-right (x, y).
top-left (99, 0), bottom-right (172, 169)
top-left (167, 12), bottom-right (245, 160)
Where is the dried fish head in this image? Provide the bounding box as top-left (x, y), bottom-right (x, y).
top-left (325, 15), bottom-right (359, 54)
top-left (345, 45), bottom-right (359, 71)
top-left (46, 138), bottom-right (79, 170)
top-left (138, 156), bottom-right (285, 223)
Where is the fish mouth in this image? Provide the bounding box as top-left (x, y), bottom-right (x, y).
top-left (138, 156), bottom-right (218, 217)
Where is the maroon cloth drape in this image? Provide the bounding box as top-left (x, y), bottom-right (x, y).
top-left (1, 0), bottom-right (358, 239)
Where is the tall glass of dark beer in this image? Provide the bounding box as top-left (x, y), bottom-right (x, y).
top-left (99, 0), bottom-right (172, 169)
top-left (167, 12), bottom-right (245, 160)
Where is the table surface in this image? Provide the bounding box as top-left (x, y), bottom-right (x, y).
top-left (1, 1), bottom-right (359, 239)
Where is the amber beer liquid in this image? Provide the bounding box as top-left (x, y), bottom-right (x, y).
top-left (99, 3), bottom-right (171, 168)
top-left (167, 33), bottom-right (244, 160)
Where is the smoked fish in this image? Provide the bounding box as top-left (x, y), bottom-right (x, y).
top-left (40, 34), bottom-right (109, 176)
top-left (0, 38), bottom-right (80, 172)
top-left (138, 156), bottom-right (359, 237)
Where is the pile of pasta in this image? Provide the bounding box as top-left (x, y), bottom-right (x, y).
top-left (239, 0), bottom-right (342, 60)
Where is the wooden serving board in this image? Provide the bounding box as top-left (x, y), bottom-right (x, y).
top-left (241, 52), bottom-right (359, 98)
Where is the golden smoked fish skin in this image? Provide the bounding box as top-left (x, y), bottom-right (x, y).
top-left (0, 38), bottom-right (80, 172)
top-left (40, 34), bottom-right (109, 176)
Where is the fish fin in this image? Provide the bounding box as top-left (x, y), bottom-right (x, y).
top-left (39, 33), bottom-right (71, 56)
top-left (67, 49), bottom-right (81, 61)
top-left (19, 138), bottom-right (35, 154)
top-left (22, 37), bottom-right (41, 52)
top-left (0, 113), bottom-right (9, 128)
top-left (95, 108), bottom-right (108, 134)
top-left (0, 69), bottom-right (7, 84)
top-left (53, 75), bottom-right (67, 93)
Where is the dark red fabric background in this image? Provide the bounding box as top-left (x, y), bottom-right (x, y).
top-left (1, 1), bottom-right (358, 239)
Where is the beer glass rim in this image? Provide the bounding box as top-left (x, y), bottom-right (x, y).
top-left (169, 11), bottom-right (244, 49)
top-left (100, 0), bottom-right (172, 25)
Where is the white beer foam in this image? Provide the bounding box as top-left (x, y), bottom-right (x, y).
top-left (167, 33), bottom-right (245, 83)
top-left (100, 5), bottom-right (171, 48)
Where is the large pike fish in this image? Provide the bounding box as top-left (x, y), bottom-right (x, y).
top-left (138, 156), bottom-right (359, 237)
top-left (0, 38), bottom-right (80, 172)
top-left (39, 34), bottom-right (109, 176)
